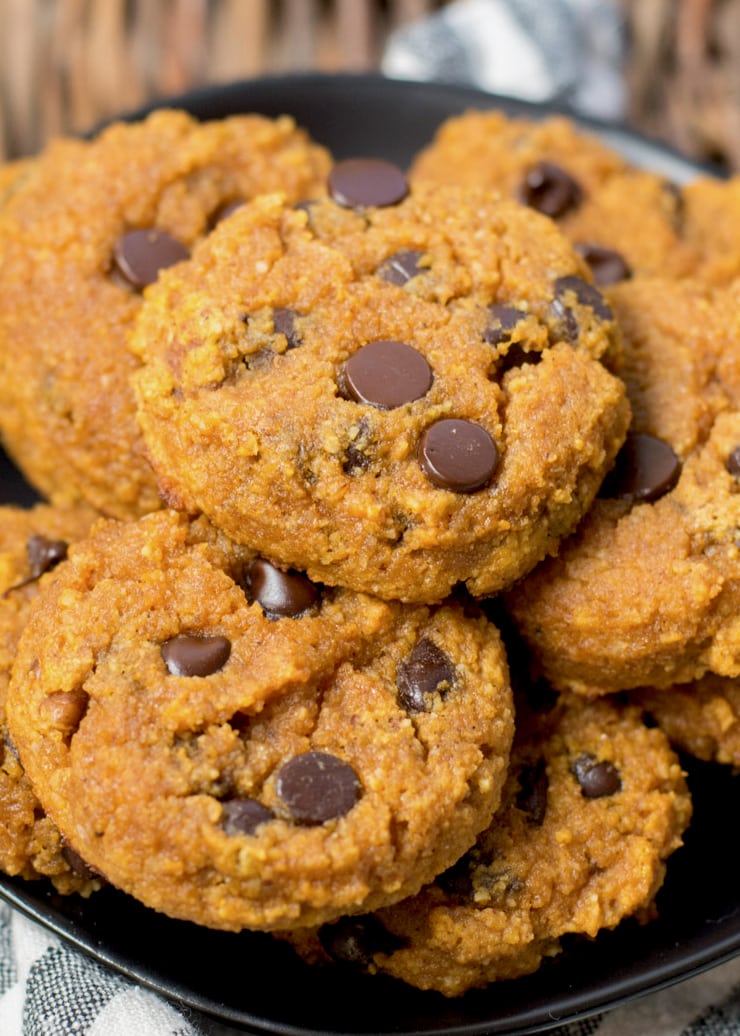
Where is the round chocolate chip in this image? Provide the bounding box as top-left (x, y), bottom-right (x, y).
top-left (396, 637), bottom-right (455, 713)
top-left (328, 158), bottom-right (409, 209)
top-left (341, 340), bottom-right (433, 410)
top-left (112, 228), bottom-right (188, 290)
top-left (27, 534), bottom-right (68, 578)
top-left (276, 751), bottom-right (361, 825)
top-left (571, 753), bottom-right (622, 798)
top-left (221, 797), bottom-right (274, 836)
top-left (160, 634), bottom-right (231, 677)
top-left (273, 307), bottom-right (303, 350)
top-left (600, 432), bottom-right (681, 504)
top-left (519, 161), bottom-right (583, 218)
top-left (319, 916), bottom-right (402, 966)
top-left (726, 446), bottom-right (740, 476)
top-left (418, 419), bottom-right (498, 492)
top-left (553, 274), bottom-right (613, 321)
top-left (244, 558), bottom-right (320, 618)
top-left (574, 242), bottom-right (632, 286)
top-left (376, 249), bottom-right (425, 286)
top-left (483, 304), bottom-right (527, 346)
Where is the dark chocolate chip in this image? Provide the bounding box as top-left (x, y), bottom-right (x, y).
top-left (483, 304), bottom-right (527, 346)
top-left (396, 637), bottom-right (455, 713)
top-left (160, 634), bottom-right (231, 677)
top-left (726, 446), bottom-right (740, 476)
top-left (574, 242), bottom-right (632, 286)
top-left (3, 534), bottom-right (70, 598)
top-left (343, 417), bottom-right (373, 474)
top-left (243, 558), bottom-right (320, 618)
top-left (515, 758), bottom-right (549, 825)
top-left (221, 797), bottom-right (274, 836)
top-left (328, 158), bottom-right (409, 209)
top-left (376, 249), bottom-right (425, 285)
top-left (518, 161), bottom-right (583, 218)
top-left (112, 229), bottom-right (189, 290)
top-left (341, 340), bottom-right (432, 409)
top-left (571, 753), bottom-right (622, 798)
top-left (319, 915), bottom-right (403, 967)
top-left (600, 432), bottom-right (681, 504)
top-left (61, 842), bottom-right (101, 880)
top-left (276, 751), bottom-right (361, 825)
top-left (273, 307), bottom-right (303, 350)
top-left (418, 419), bottom-right (498, 492)
top-left (553, 274), bottom-right (613, 321)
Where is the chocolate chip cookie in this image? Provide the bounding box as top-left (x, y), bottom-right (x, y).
top-left (508, 277), bottom-right (740, 694)
top-left (131, 173), bottom-right (629, 602)
top-left (284, 692), bottom-right (691, 996)
top-left (7, 509), bottom-right (514, 930)
top-left (0, 503), bottom-right (100, 893)
top-left (636, 674), bottom-right (740, 767)
top-left (0, 109), bottom-right (331, 518)
top-left (410, 109), bottom-right (699, 281)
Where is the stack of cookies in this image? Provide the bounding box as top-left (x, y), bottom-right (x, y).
top-left (6, 99), bottom-right (739, 996)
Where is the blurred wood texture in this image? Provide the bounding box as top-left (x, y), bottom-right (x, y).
top-left (1, 0), bottom-right (739, 170)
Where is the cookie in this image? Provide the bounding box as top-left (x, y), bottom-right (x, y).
top-left (410, 109), bottom-right (698, 280)
top-left (507, 277), bottom-right (740, 694)
top-left (0, 503), bottom-right (100, 893)
top-left (0, 109), bottom-right (331, 518)
top-left (284, 692), bottom-right (691, 996)
top-left (130, 175), bottom-right (629, 602)
top-left (636, 674), bottom-right (740, 767)
top-left (682, 175), bottom-right (740, 286)
top-left (6, 509), bottom-right (514, 930)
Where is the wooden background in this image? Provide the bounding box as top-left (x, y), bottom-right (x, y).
top-left (1, 0), bottom-right (738, 171)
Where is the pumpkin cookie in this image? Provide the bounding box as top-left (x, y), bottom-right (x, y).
top-left (284, 692), bottom-right (691, 996)
top-left (131, 172), bottom-right (629, 602)
top-left (0, 109), bottom-right (331, 518)
top-left (636, 674), bottom-right (740, 768)
top-left (0, 503), bottom-right (100, 893)
top-left (7, 510), bottom-right (514, 930)
top-left (507, 277), bottom-right (740, 694)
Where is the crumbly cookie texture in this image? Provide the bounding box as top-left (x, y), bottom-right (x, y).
top-left (283, 693), bottom-right (691, 996)
top-left (131, 179), bottom-right (629, 603)
top-left (682, 176), bottom-right (740, 286)
top-left (410, 110), bottom-right (699, 281)
top-left (0, 503), bottom-right (100, 894)
top-left (0, 109), bottom-right (331, 519)
top-left (7, 510), bottom-right (514, 930)
top-left (507, 277), bottom-right (740, 694)
top-left (635, 674), bottom-right (740, 767)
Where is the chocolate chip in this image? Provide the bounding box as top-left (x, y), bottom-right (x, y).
top-left (376, 249), bottom-right (425, 285)
top-left (340, 340), bottom-right (432, 409)
top-left (515, 758), bottom-right (549, 825)
top-left (328, 158), bottom-right (409, 209)
top-left (553, 275), bottom-right (613, 321)
top-left (112, 229), bottom-right (188, 290)
top-left (483, 304), bottom-right (527, 346)
top-left (61, 842), bottom-right (100, 880)
top-left (273, 307), bottom-right (303, 350)
top-left (41, 688), bottom-right (89, 737)
top-left (3, 534), bottom-right (70, 598)
top-left (276, 751), bottom-right (361, 825)
top-left (221, 797), bottom-right (274, 836)
top-left (396, 637), bottom-right (455, 713)
top-left (243, 558), bottom-right (320, 618)
top-left (518, 161), bottom-right (583, 218)
top-left (571, 753), bottom-right (622, 798)
top-left (418, 419), bottom-right (498, 492)
top-left (343, 417), bottom-right (373, 474)
top-left (160, 634), bottom-right (231, 677)
top-left (726, 446), bottom-right (740, 476)
top-left (574, 243), bottom-right (632, 286)
top-left (319, 916), bottom-right (403, 967)
top-left (600, 432), bottom-right (681, 504)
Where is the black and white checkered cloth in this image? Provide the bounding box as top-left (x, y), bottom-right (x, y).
top-left (2, 1), bottom-right (740, 1033)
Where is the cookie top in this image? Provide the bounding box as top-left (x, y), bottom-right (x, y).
top-left (131, 177), bottom-right (629, 602)
top-left (507, 277), bottom-right (740, 694)
top-left (0, 503), bottom-right (100, 893)
top-left (0, 109), bottom-right (331, 518)
top-left (7, 510), bottom-right (514, 930)
top-left (636, 674), bottom-right (740, 767)
top-left (410, 110), bottom-right (699, 281)
top-left (682, 175), bottom-right (740, 286)
top-left (286, 693), bottom-right (691, 996)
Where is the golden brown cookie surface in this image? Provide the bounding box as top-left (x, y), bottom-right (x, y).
top-left (0, 110), bottom-right (331, 518)
top-left (7, 510), bottom-right (514, 930)
top-left (131, 176), bottom-right (629, 602)
top-left (636, 674), bottom-right (740, 767)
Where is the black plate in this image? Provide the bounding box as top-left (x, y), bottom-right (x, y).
top-left (1, 74), bottom-right (738, 1036)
